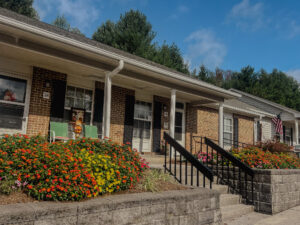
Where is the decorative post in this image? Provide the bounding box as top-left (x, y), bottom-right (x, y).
top-left (219, 102), bottom-right (224, 148)
top-left (170, 89), bottom-right (176, 138)
top-left (295, 120), bottom-right (299, 145)
top-left (103, 73), bottom-right (112, 138)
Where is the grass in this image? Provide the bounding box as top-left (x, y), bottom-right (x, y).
top-left (135, 169), bottom-right (186, 192)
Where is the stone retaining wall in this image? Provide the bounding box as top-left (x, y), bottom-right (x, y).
top-left (0, 188), bottom-right (221, 225)
top-left (253, 169), bottom-right (300, 214)
top-left (214, 168), bottom-right (300, 214)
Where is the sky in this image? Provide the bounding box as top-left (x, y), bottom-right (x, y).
top-left (33, 0), bottom-right (300, 81)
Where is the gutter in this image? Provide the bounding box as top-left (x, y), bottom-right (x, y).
top-left (0, 14), bottom-right (240, 99)
top-left (103, 60), bottom-right (124, 138)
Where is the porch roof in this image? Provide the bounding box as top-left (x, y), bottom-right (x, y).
top-left (0, 7), bottom-right (240, 102)
top-left (230, 89), bottom-right (300, 119)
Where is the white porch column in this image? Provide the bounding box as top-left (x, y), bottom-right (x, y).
top-left (219, 102), bottom-right (224, 148)
top-left (103, 73), bottom-right (112, 138)
top-left (169, 89), bottom-right (176, 138)
top-left (295, 120), bottom-right (299, 145)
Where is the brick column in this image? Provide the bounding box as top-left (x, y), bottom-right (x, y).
top-left (26, 67), bottom-right (66, 136)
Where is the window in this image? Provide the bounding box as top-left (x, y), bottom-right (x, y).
top-left (224, 117), bottom-right (233, 146)
top-left (64, 86), bottom-right (93, 123)
top-left (0, 75), bottom-right (27, 130)
top-left (0, 75), bottom-right (27, 103)
top-left (175, 102), bottom-right (185, 142)
top-left (133, 101), bottom-right (152, 139)
top-left (285, 128), bottom-right (291, 145)
top-left (175, 111), bottom-right (183, 141)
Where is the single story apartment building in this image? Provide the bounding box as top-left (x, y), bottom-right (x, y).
top-left (231, 89), bottom-right (300, 147)
top-left (0, 8), bottom-right (298, 154)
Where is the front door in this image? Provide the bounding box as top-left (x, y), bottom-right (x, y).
top-left (132, 101), bottom-right (152, 152)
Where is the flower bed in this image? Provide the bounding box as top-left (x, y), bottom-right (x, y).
top-left (0, 134), bottom-right (148, 201)
top-left (231, 147), bottom-right (300, 169)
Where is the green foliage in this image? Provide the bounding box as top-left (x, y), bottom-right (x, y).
top-left (256, 141), bottom-right (292, 153)
top-left (152, 42), bottom-right (189, 74)
top-left (0, 179), bottom-right (15, 195)
top-left (92, 10), bottom-right (189, 73)
top-left (231, 147), bottom-right (300, 169)
top-left (196, 65), bottom-right (300, 111)
top-left (136, 169), bottom-right (175, 192)
top-left (52, 15), bottom-right (84, 36)
top-left (0, 135), bottom-right (148, 201)
top-left (0, 0), bottom-right (39, 19)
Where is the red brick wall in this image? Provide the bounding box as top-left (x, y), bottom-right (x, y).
top-left (27, 67), bottom-right (67, 136)
top-left (185, 105), bottom-right (219, 153)
top-left (95, 82), bottom-right (135, 144)
top-left (235, 114), bottom-right (254, 145)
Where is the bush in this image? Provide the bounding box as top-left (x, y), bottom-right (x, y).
top-left (255, 141), bottom-right (292, 153)
top-left (0, 135), bottom-right (148, 201)
top-left (231, 147), bottom-right (300, 169)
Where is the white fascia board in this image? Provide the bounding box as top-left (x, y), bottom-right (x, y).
top-left (223, 104), bottom-right (262, 117)
top-left (0, 14), bottom-right (240, 99)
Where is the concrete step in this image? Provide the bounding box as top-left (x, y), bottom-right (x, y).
top-left (221, 204), bottom-right (254, 221)
top-left (142, 155), bottom-right (165, 167)
top-left (222, 211), bottom-right (271, 225)
top-left (220, 194), bottom-right (240, 207)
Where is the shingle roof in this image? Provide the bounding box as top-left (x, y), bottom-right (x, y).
top-left (0, 7), bottom-right (193, 79)
top-left (230, 89), bottom-right (300, 116)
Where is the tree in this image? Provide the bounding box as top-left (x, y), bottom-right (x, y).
top-left (52, 15), bottom-right (84, 36)
top-left (92, 10), bottom-right (189, 73)
top-left (152, 42), bottom-right (189, 74)
top-left (0, 0), bottom-right (39, 19)
top-left (93, 10), bottom-right (155, 58)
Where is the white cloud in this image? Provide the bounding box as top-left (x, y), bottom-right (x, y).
top-left (34, 0), bottom-right (100, 31)
top-left (286, 20), bottom-right (300, 38)
top-left (184, 29), bottom-right (227, 70)
top-left (227, 0), bottom-right (265, 31)
top-left (286, 69), bottom-right (300, 82)
top-left (169, 5), bottom-right (189, 20)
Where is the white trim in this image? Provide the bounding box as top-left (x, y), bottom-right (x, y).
top-left (0, 69), bottom-right (32, 134)
top-left (90, 80), bottom-right (96, 126)
top-left (132, 99), bottom-right (153, 153)
top-left (175, 102), bottom-right (186, 147)
top-left (219, 103), bottom-right (224, 148)
top-left (0, 14), bottom-right (241, 99)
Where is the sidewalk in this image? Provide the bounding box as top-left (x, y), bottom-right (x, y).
top-left (224, 205), bottom-right (300, 225)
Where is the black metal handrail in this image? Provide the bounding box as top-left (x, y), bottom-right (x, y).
top-left (192, 136), bottom-right (252, 154)
top-left (205, 137), bottom-right (254, 204)
top-left (163, 132), bottom-right (213, 188)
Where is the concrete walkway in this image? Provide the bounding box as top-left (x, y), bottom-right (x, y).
top-left (224, 205), bottom-right (300, 225)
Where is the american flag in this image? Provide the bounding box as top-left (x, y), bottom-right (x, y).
top-left (272, 114), bottom-right (283, 135)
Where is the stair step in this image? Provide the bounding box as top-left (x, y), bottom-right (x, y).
top-left (222, 212), bottom-right (271, 225)
top-left (221, 204), bottom-right (254, 221)
top-left (220, 194), bottom-right (240, 207)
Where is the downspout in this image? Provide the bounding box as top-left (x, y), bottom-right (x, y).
top-left (103, 60), bottom-right (124, 138)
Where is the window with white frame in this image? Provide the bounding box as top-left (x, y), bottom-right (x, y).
top-left (224, 117), bottom-right (233, 146)
top-left (64, 86), bottom-right (93, 123)
top-left (0, 75), bottom-right (27, 130)
top-left (285, 128), bottom-right (292, 145)
top-left (175, 102), bottom-right (184, 141)
top-left (133, 101), bottom-right (152, 139)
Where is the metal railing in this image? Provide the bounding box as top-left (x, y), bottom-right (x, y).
top-left (192, 136), bottom-right (252, 154)
top-left (204, 137), bottom-right (255, 204)
top-left (163, 132), bottom-right (213, 188)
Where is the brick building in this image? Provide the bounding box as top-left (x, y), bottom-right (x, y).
top-left (0, 8), bottom-right (274, 153)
